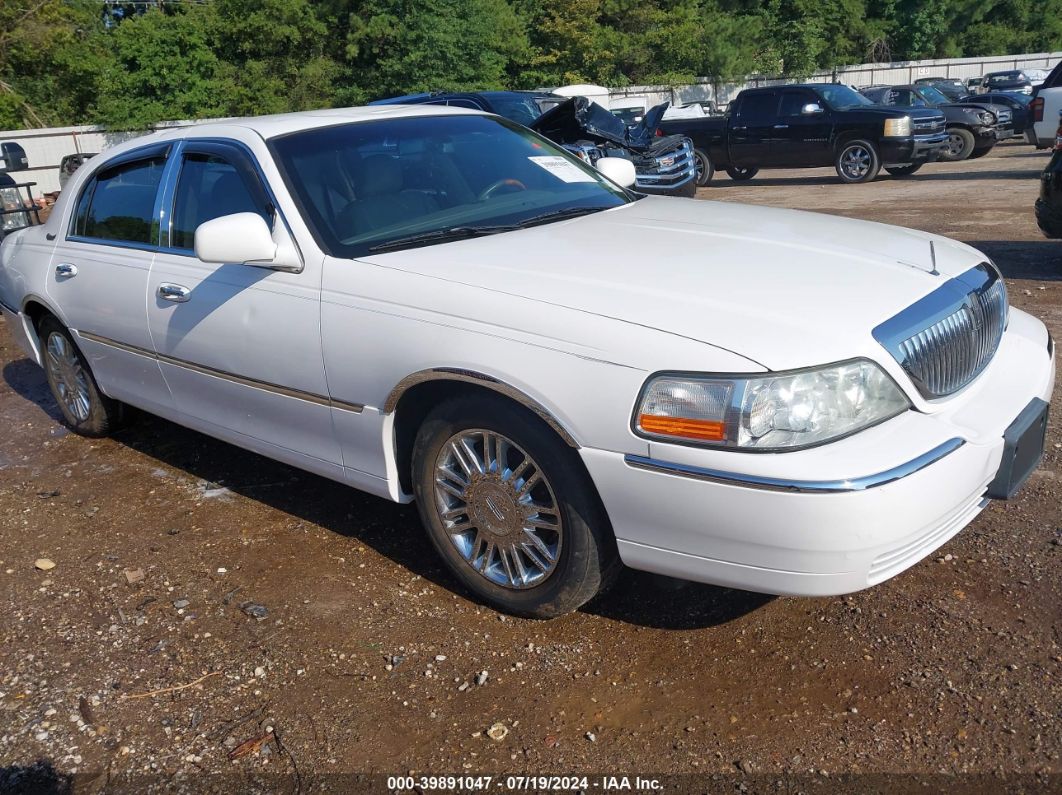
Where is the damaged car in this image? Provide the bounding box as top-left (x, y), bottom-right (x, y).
top-left (529, 97), bottom-right (696, 198)
top-left (372, 92), bottom-right (697, 198)
top-left (860, 85), bottom-right (1014, 161)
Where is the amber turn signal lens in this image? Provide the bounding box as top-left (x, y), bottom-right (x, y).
top-left (638, 414), bottom-right (726, 441)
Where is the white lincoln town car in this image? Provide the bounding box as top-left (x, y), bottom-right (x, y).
top-left (0, 106), bottom-right (1054, 617)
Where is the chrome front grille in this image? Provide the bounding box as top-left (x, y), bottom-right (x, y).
top-left (636, 139), bottom-right (696, 187)
top-left (873, 263), bottom-right (1008, 399)
top-left (913, 114), bottom-right (946, 135)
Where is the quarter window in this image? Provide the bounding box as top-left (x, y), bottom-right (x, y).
top-left (169, 153), bottom-right (271, 251)
top-left (72, 156), bottom-right (166, 244)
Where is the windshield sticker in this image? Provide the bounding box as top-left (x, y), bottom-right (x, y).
top-left (527, 156), bottom-right (596, 183)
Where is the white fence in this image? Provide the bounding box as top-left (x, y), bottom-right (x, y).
top-left (3, 50), bottom-right (1060, 193)
top-left (610, 51), bottom-right (1062, 110)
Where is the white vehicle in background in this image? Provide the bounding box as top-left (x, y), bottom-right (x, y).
top-left (609, 97), bottom-right (648, 125)
top-left (0, 105), bottom-right (1054, 618)
top-left (1032, 62), bottom-right (1062, 149)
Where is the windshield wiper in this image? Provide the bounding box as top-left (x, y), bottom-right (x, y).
top-left (367, 225), bottom-right (517, 253)
top-left (366, 207), bottom-right (611, 253)
top-left (512, 206), bottom-right (611, 228)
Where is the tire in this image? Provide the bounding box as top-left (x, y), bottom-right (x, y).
top-left (835, 139), bottom-right (881, 183)
top-left (38, 316), bottom-right (124, 437)
top-left (1036, 199), bottom-right (1062, 239)
top-left (885, 163), bottom-right (923, 177)
top-left (693, 148), bottom-right (715, 186)
top-left (967, 146), bottom-right (993, 160)
top-left (411, 394), bottom-right (618, 618)
top-left (725, 165), bottom-right (758, 181)
top-left (941, 127), bottom-right (976, 161)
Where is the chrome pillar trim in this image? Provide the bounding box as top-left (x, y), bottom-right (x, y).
top-left (77, 330), bottom-right (363, 413)
top-left (623, 437), bottom-right (965, 493)
top-left (383, 368), bottom-right (579, 448)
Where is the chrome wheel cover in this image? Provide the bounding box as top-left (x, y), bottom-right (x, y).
top-left (433, 429), bottom-right (562, 590)
top-left (840, 145), bottom-right (872, 179)
top-left (45, 333), bottom-right (91, 422)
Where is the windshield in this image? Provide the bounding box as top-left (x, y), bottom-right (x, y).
top-left (270, 115), bottom-right (631, 257)
top-left (814, 85), bottom-right (873, 110)
top-left (489, 96), bottom-right (546, 126)
top-left (988, 72), bottom-right (1022, 84)
top-left (919, 86), bottom-right (950, 104)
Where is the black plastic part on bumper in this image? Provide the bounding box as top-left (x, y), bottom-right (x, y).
top-left (986, 398), bottom-right (1050, 500)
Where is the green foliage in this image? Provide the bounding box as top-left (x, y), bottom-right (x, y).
top-left (1, 0), bottom-right (1061, 130)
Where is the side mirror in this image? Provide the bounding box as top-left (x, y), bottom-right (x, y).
top-left (801, 103), bottom-right (825, 115)
top-left (595, 156), bottom-right (637, 188)
top-left (194, 212), bottom-right (302, 272)
top-left (0, 142), bottom-right (28, 174)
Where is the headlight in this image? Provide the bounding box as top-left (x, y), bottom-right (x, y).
top-left (978, 111), bottom-right (995, 124)
top-left (883, 116), bottom-right (911, 137)
top-left (634, 359), bottom-right (910, 451)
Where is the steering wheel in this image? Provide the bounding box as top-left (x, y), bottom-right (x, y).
top-left (478, 178), bottom-right (527, 201)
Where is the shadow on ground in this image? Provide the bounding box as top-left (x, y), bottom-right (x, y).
top-left (0, 761), bottom-right (71, 794)
top-left (965, 239), bottom-right (1062, 281)
top-left (2, 357), bottom-right (770, 631)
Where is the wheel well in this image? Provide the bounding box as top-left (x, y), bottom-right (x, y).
top-left (22, 300), bottom-right (52, 333)
top-left (391, 379), bottom-right (576, 495)
top-left (834, 134), bottom-right (875, 153)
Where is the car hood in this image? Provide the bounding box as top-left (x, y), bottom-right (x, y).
top-left (360, 197), bottom-right (987, 371)
top-left (530, 96), bottom-right (670, 152)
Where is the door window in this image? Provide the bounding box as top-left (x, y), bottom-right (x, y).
top-left (778, 91), bottom-right (817, 117)
top-left (72, 156), bottom-right (166, 244)
top-left (169, 153), bottom-right (272, 251)
top-left (735, 92), bottom-right (779, 124)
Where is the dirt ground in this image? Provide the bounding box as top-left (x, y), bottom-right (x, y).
top-left (0, 141), bottom-right (1059, 794)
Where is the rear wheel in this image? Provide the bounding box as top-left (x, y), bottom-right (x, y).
top-left (693, 149), bottom-right (715, 186)
top-left (885, 163), bottom-right (923, 177)
top-left (38, 316), bottom-right (124, 437)
top-left (835, 140), bottom-right (881, 183)
top-left (411, 394), bottom-right (618, 618)
top-left (941, 128), bottom-right (975, 161)
top-left (725, 165), bottom-right (758, 181)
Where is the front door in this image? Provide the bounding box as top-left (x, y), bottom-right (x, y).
top-left (775, 90), bottom-right (834, 165)
top-left (729, 91), bottom-right (781, 167)
top-left (45, 144), bottom-right (172, 415)
top-left (145, 139), bottom-right (341, 475)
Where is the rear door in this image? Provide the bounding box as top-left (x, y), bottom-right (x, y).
top-left (774, 89), bottom-right (833, 165)
top-left (46, 144), bottom-right (173, 414)
top-left (728, 91), bottom-right (780, 166)
top-left (145, 138), bottom-right (341, 475)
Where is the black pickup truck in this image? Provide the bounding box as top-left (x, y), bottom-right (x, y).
top-left (658, 84), bottom-right (948, 186)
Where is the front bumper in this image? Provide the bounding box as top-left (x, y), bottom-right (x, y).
top-left (581, 313), bottom-right (1055, 597)
top-left (880, 133), bottom-right (947, 166)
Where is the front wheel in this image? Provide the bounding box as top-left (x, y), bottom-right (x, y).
top-left (693, 149), bottom-right (715, 186)
top-left (941, 128), bottom-right (975, 161)
top-left (885, 163), bottom-right (923, 177)
top-left (725, 165), bottom-right (758, 181)
top-left (411, 395), bottom-right (618, 618)
top-left (835, 140), bottom-right (881, 183)
top-left (967, 146), bottom-right (993, 160)
top-left (38, 316), bottom-right (124, 437)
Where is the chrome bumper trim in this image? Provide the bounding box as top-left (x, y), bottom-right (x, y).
top-left (623, 438), bottom-right (965, 493)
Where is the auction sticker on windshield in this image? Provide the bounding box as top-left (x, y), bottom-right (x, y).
top-left (528, 155), bottom-right (596, 183)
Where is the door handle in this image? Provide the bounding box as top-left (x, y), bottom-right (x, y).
top-left (157, 283), bottom-right (191, 303)
top-left (55, 263), bottom-right (77, 278)
top-left (773, 124), bottom-right (789, 129)
top-left (732, 125), bottom-right (748, 131)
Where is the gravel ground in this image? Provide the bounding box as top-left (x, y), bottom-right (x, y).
top-left (0, 141), bottom-right (1059, 794)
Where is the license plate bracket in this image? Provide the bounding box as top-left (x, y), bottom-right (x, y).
top-left (986, 398), bottom-right (1049, 500)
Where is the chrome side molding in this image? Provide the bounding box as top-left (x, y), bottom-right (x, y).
top-left (623, 437), bottom-right (965, 493)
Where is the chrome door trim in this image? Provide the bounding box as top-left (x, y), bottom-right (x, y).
top-left (77, 330), bottom-right (363, 413)
top-left (383, 368), bottom-right (579, 448)
top-left (623, 437), bottom-right (965, 493)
